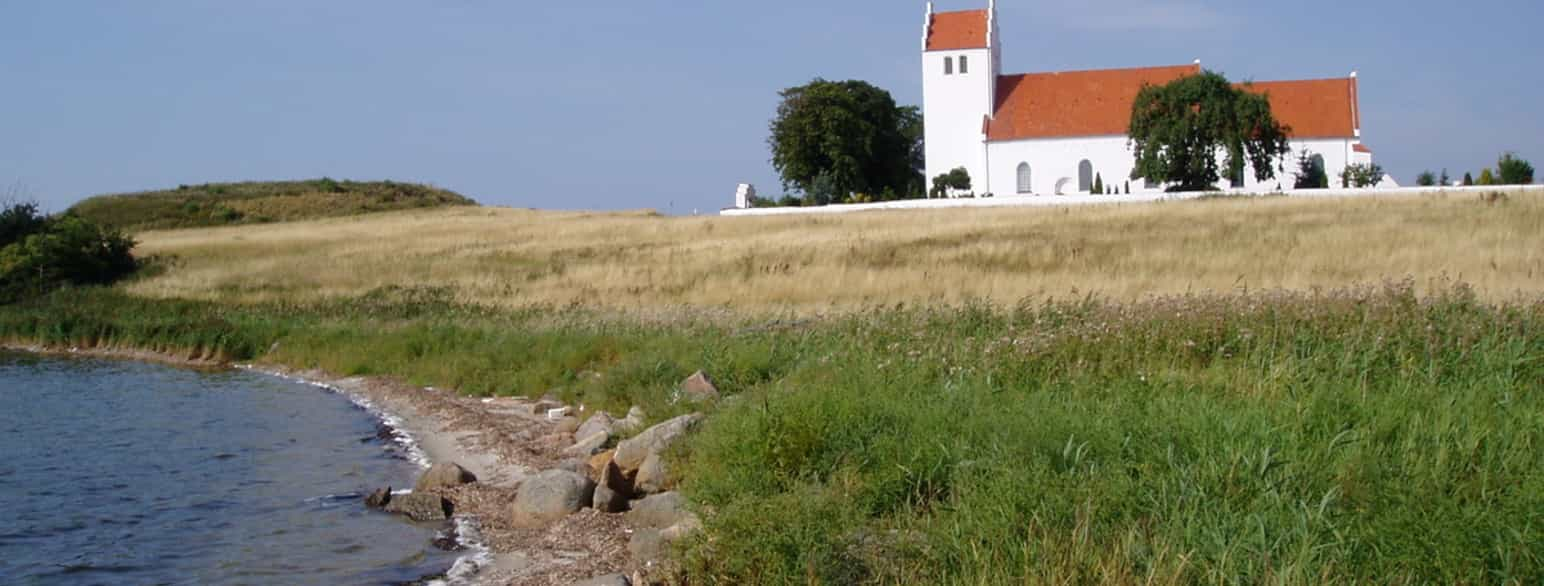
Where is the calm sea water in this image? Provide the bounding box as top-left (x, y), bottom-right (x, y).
top-left (0, 353), bottom-right (460, 585)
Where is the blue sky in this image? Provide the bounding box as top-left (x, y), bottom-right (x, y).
top-left (3, 0), bottom-right (1540, 212)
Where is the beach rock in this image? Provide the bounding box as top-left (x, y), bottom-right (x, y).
top-left (554, 458), bottom-right (590, 476)
top-left (626, 491), bottom-right (689, 529)
top-left (555, 416), bottom-right (582, 435)
top-left (660, 514), bottom-right (703, 542)
top-left (613, 414), bottom-right (702, 474)
top-left (414, 462), bottom-right (477, 492)
top-left (627, 513), bottom-right (700, 564)
top-left (364, 487), bottom-right (392, 509)
top-left (385, 492), bottom-right (453, 521)
top-left (587, 449), bottom-right (617, 478)
top-left (618, 406), bottom-right (646, 433)
top-left (593, 460), bottom-right (632, 513)
top-left (679, 370), bottom-right (720, 403)
top-left (564, 430), bottom-right (610, 457)
top-left (576, 412), bottom-right (616, 441)
top-left (573, 574), bottom-right (632, 586)
top-left (511, 469), bottom-right (596, 526)
top-left (628, 528), bottom-right (665, 561)
top-left (528, 399), bottom-right (563, 416)
top-left (634, 452), bottom-right (669, 494)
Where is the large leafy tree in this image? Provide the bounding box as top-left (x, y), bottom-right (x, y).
top-left (1128, 71), bottom-right (1292, 191)
top-left (769, 79), bottom-right (922, 204)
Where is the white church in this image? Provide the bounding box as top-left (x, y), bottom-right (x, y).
top-left (923, 1), bottom-right (1374, 196)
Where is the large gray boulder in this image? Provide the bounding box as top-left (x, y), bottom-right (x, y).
top-left (633, 452), bottom-right (669, 494)
top-left (625, 491), bottom-right (690, 529)
top-left (414, 462), bottom-right (477, 492)
top-left (564, 430), bottom-right (610, 457)
top-left (627, 528), bottom-right (665, 561)
top-left (385, 492), bottom-right (453, 521)
top-left (576, 412), bottom-right (616, 441)
top-left (593, 460), bottom-right (632, 513)
top-left (613, 414), bottom-right (702, 474)
top-left (617, 406), bottom-right (646, 434)
top-left (512, 469), bottom-right (596, 526)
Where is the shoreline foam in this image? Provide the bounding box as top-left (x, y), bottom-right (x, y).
top-left (242, 366), bottom-right (496, 585)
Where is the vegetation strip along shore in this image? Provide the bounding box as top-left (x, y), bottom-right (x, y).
top-left (3, 282), bottom-right (1541, 584)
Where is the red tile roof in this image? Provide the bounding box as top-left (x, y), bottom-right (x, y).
top-left (1242, 78), bottom-right (1359, 138)
top-left (1353, 143), bottom-right (1372, 153)
top-left (986, 64), bottom-right (1200, 141)
top-left (927, 10), bottom-right (988, 51)
top-left (985, 66), bottom-right (1362, 141)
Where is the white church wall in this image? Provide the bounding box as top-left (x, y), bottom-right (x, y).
top-left (985, 136), bottom-right (1149, 196)
top-left (922, 47), bottom-right (993, 194)
top-left (985, 136), bottom-right (1360, 196)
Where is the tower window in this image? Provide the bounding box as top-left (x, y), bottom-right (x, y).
top-left (959, 55), bottom-right (968, 74)
top-left (944, 57), bottom-right (953, 75)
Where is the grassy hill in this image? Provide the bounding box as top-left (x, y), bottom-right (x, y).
top-left (68, 179), bottom-right (476, 232)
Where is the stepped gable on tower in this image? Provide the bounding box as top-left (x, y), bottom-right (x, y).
top-left (925, 9), bottom-right (989, 51)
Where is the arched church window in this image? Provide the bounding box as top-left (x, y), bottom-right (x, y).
top-left (959, 55), bottom-right (968, 74)
top-left (1016, 163), bottom-right (1032, 194)
top-left (1078, 160), bottom-right (1094, 192)
top-left (944, 57), bottom-right (953, 75)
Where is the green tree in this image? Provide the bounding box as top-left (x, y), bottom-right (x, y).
top-left (1128, 71), bottom-right (1292, 191)
top-left (1439, 169), bottom-right (1451, 186)
top-left (0, 204), bottom-right (138, 303)
top-left (1463, 172), bottom-right (1474, 186)
top-left (769, 79), bottom-right (921, 204)
top-left (1293, 150), bottom-right (1329, 189)
top-left (1496, 152), bottom-right (1535, 184)
top-left (897, 106), bottom-right (926, 198)
top-left (1416, 170), bottom-right (1437, 187)
top-left (930, 167), bottom-right (972, 198)
top-left (1479, 168), bottom-right (1496, 185)
top-left (1341, 163), bottom-right (1385, 188)
top-left (1093, 173), bottom-right (1104, 196)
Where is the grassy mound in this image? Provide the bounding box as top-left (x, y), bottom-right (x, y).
top-left (68, 179), bottom-right (476, 231)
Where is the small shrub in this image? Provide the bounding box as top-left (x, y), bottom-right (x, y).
top-left (930, 168), bottom-right (972, 198)
top-left (1497, 152), bottom-right (1534, 185)
top-left (1293, 150), bottom-right (1329, 189)
top-left (1341, 163), bottom-right (1384, 188)
top-left (0, 204), bottom-right (138, 303)
top-left (1416, 171), bottom-right (1437, 186)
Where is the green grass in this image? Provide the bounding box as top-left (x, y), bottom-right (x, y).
top-left (68, 179), bottom-right (476, 231)
top-left (1, 283), bottom-right (1540, 584)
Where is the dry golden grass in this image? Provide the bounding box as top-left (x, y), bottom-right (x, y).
top-left (127, 190), bottom-right (1544, 313)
